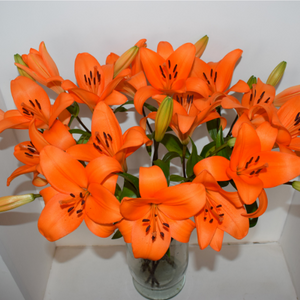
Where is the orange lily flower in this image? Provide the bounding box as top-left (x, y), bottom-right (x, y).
top-left (193, 170), bottom-right (249, 251)
top-left (134, 42), bottom-right (196, 115)
top-left (0, 76), bottom-right (74, 133)
top-left (7, 119), bottom-right (76, 187)
top-left (275, 96), bottom-right (300, 154)
top-left (189, 49), bottom-right (249, 104)
top-left (194, 122), bottom-right (300, 205)
top-left (66, 102), bottom-right (152, 171)
top-left (14, 42), bottom-right (64, 94)
top-left (38, 146), bottom-right (123, 241)
top-left (119, 166), bottom-right (206, 260)
top-left (61, 52), bottom-right (130, 111)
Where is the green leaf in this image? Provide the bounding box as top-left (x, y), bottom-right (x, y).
top-left (200, 140), bottom-right (216, 158)
top-left (160, 134), bottom-right (190, 158)
top-left (144, 103), bottom-right (157, 112)
top-left (162, 151), bottom-right (181, 163)
top-left (206, 118), bottom-right (219, 141)
top-left (120, 186), bottom-right (138, 201)
top-left (170, 175), bottom-right (189, 183)
top-left (114, 100), bottom-right (134, 113)
top-left (215, 126), bottom-right (230, 159)
top-left (114, 184), bottom-right (122, 201)
top-left (245, 201), bottom-right (259, 228)
top-left (112, 229), bottom-right (123, 239)
top-left (117, 173), bottom-right (140, 196)
top-left (154, 159), bottom-right (170, 185)
top-left (186, 137), bottom-right (200, 178)
top-left (77, 134), bottom-right (90, 144)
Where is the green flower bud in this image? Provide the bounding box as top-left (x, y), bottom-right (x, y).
top-left (14, 54), bottom-right (35, 80)
top-left (113, 46), bottom-right (139, 78)
top-left (194, 35), bottom-right (209, 58)
top-left (292, 181), bottom-right (300, 192)
top-left (0, 194), bottom-right (39, 212)
top-left (247, 75), bottom-right (257, 89)
top-left (155, 96), bottom-right (173, 142)
top-left (227, 137), bottom-right (236, 147)
top-left (266, 61), bottom-right (287, 87)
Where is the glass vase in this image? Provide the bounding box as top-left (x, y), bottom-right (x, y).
top-left (126, 240), bottom-right (189, 300)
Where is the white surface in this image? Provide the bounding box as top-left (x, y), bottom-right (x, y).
top-left (280, 185), bottom-right (300, 297)
top-left (43, 243), bottom-right (297, 300)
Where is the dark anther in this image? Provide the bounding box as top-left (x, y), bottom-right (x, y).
top-left (219, 213), bottom-right (224, 217)
top-left (35, 99), bottom-right (41, 110)
top-left (29, 100), bottom-right (35, 107)
top-left (31, 112), bottom-right (34, 116)
top-left (97, 72), bottom-right (101, 82)
top-left (70, 193), bottom-right (75, 198)
top-left (96, 136), bottom-right (101, 143)
top-left (68, 207), bottom-right (74, 213)
top-left (155, 214), bottom-right (157, 217)
top-left (255, 169), bottom-right (262, 174)
top-left (174, 71), bottom-right (178, 79)
top-left (265, 97), bottom-right (270, 103)
top-left (105, 140), bottom-right (109, 148)
top-left (257, 91), bottom-right (265, 103)
top-left (210, 206), bottom-right (213, 210)
top-left (90, 71), bottom-right (92, 79)
top-left (205, 209), bottom-right (208, 212)
top-left (80, 192), bottom-right (83, 198)
top-left (152, 236), bottom-right (156, 241)
top-left (168, 60), bottom-right (171, 69)
top-left (254, 89), bottom-right (256, 98)
top-left (216, 205), bottom-right (222, 208)
top-left (84, 74), bottom-right (87, 83)
top-left (160, 232), bottom-right (164, 238)
top-left (249, 94), bottom-right (253, 102)
top-left (248, 157), bottom-right (254, 164)
top-left (173, 64), bottom-right (177, 73)
top-left (255, 156), bottom-right (260, 163)
top-left (250, 171), bottom-right (255, 175)
top-left (214, 72), bottom-right (217, 83)
top-left (27, 147), bottom-right (35, 153)
top-left (103, 132), bottom-right (107, 139)
top-left (210, 69), bottom-right (213, 77)
top-left (204, 217), bottom-right (207, 220)
top-left (107, 133), bottom-right (112, 141)
top-left (93, 143), bottom-right (102, 152)
top-left (295, 118), bottom-right (300, 126)
top-left (295, 112), bottom-right (300, 122)
top-left (88, 78), bottom-right (91, 85)
top-left (93, 77), bottom-right (96, 85)
top-left (146, 225), bottom-right (151, 232)
top-left (169, 74), bottom-right (171, 80)
top-left (159, 65), bottom-right (166, 78)
top-left (76, 209), bottom-right (83, 214)
top-left (142, 219), bottom-right (150, 222)
top-left (203, 72), bottom-right (208, 80)
top-left (162, 223), bottom-right (169, 228)
top-left (209, 219), bottom-right (214, 223)
top-left (25, 152), bottom-right (33, 157)
top-left (81, 200), bottom-right (85, 205)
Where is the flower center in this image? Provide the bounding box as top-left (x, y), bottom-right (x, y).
top-left (93, 131), bottom-right (114, 157)
top-left (159, 60), bottom-right (178, 90)
top-left (60, 190), bottom-right (89, 216)
top-left (237, 155), bottom-right (268, 176)
top-left (21, 99), bottom-right (48, 124)
top-left (83, 66), bottom-right (102, 95)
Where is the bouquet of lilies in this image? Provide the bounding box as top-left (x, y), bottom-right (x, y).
top-left (1, 36), bottom-right (300, 262)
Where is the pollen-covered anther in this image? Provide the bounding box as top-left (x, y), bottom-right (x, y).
top-left (70, 193), bottom-right (75, 198)
top-left (145, 225), bottom-right (151, 233)
top-left (160, 232), bottom-right (164, 238)
top-left (152, 231), bottom-right (157, 241)
top-left (257, 91), bottom-right (265, 104)
top-left (68, 207), bottom-right (74, 213)
top-left (162, 222), bottom-right (169, 228)
top-left (76, 209), bottom-right (83, 214)
top-left (142, 219), bottom-right (150, 222)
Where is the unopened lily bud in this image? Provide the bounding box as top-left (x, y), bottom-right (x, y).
top-left (155, 96), bottom-right (173, 142)
top-left (113, 46), bottom-right (139, 78)
top-left (227, 137), bottom-right (236, 147)
top-left (0, 194), bottom-right (40, 212)
top-left (292, 181), bottom-right (300, 192)
top-left (14, 54), bottom-right (35, 80)
top-left (247, 75), bottom-right (257, 89)
top-left (266, 61), bottom-right (287, 87)
top-left (194, 35), bottom-right (209, 58)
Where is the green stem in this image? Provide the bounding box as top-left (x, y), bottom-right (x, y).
top-left (152, 141), bottom-right (159, 165)
top-left (76, 116), bottom-right (91, 134)
top-left (209, 143), bottom-right (229, 157)
top-left (182, 145), bottom-right (187, 178)
top-left (226, 114), bottom-right (238, 138)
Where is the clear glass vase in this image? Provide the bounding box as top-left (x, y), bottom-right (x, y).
top-left (126, 240), bottom-right (189, 300)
